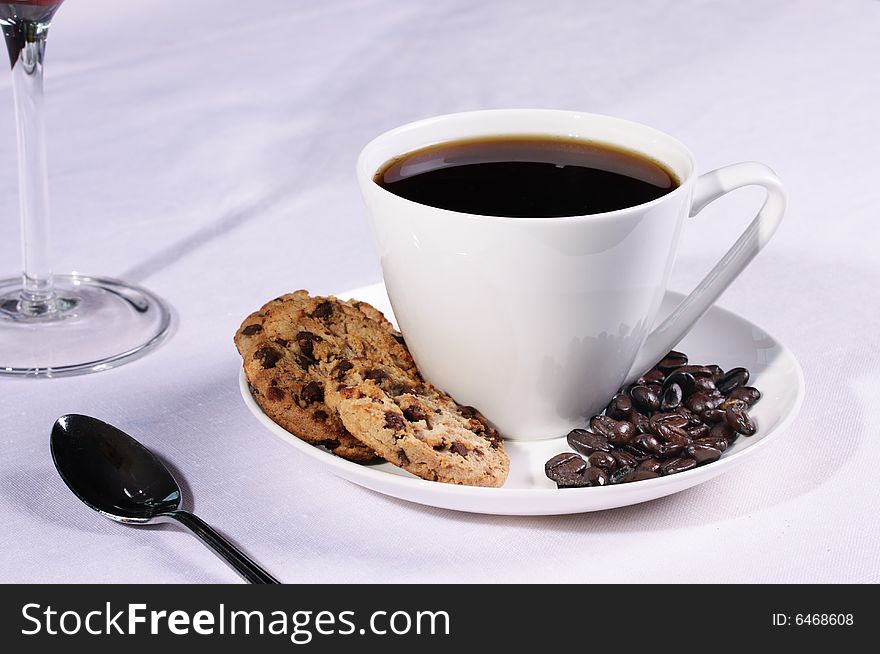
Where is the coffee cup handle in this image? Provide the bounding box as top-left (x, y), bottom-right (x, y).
top-left (625, 161), bottom-right (786, 382)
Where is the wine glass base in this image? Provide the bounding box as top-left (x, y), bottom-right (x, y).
top-left (0, 274), bottom-right (172, 377)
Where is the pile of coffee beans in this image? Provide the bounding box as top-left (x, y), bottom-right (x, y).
top-left (545, 351), bottom-right (761, 488)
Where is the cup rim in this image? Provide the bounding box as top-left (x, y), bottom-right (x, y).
top-left (357, 108), bottom-right (697, 223)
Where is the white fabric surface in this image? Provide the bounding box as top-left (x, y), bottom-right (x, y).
top-left (1, 0), bottom-right (878, 583)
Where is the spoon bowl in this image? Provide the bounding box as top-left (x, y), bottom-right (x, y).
top-left (51, 414), bottom-right (278, 583)
top-left (51, 414), bottom-right (181, 523)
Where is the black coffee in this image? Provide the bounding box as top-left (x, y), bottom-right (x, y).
top-left (374, 136), bottom-right (679, 217)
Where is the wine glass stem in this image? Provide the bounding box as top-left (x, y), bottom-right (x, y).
top-left (8, 20), bottom-right (54, 315)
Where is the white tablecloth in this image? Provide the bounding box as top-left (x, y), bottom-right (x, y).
top-left (1, 0), bottom-right (878, 584)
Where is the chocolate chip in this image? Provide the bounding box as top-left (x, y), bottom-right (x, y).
top-left (450, 442), bottom-right (469, 457)
top-left (313, 410), bottom-right (328, 421)
top-left (458, 405), bottom-right (478, 418)
top-left (484, 429), bottom-right (503, 448)
top-left (253, 346), bottom-right (281, 369)
top-left (312, 301), bottom-right (333, 318)
top-left (364, 369), bottom-right (387, 382)
top-left (300, 381), bottom-right (324, 405)
top-left (384, 411), bottom-right (405, 431)
top-left (241, 324), bottom-right (262, 335)
top-left (294, 353), bottom-right (314, 370)
top-left (266, 386), bottom-right (284, 401)
top-left (332, 359), bottom-right (354, 381)
top-left (403, 406), bottom-right (428, 422)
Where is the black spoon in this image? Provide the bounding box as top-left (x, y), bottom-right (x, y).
top-left (51, 414), bottom-right (279, 584)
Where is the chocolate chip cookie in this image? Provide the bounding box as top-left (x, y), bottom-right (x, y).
top-left (235, 291), bottom-right (509, 486)
top-left (326, 380), bottom-right (509, 487)
top-left (235, 291), bottom-right (390, 462)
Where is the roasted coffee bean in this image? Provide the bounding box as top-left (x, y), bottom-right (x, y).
top-left (656, 442), bottom-right (686, 459)
top-left (659, 383), bottom-right (683, 411)
top-left (636, 458), bottom-right (663, 473)
top-left (663, 370), bottom-right (696, 398)
top-left (657, 350), bottom-right (688, 373)
top-left (642, 368), bottom-right (665, 384)
top-left (632, 433), bottom-right (661, 455)
top-left (694, 436), bottom-right (728, 452)
top-left (626, 469), bottom-right (661, 482)
top-left (686, 444), bottom-right (723, 465)
top-left (686, 423), bottom-right (710, 440)
top-left (567, 429), bottom-right (612, 455)
top-left (729, 386), bottom-right (762, 405)
top-left (701, 408), bottom-right (727, 424)
top-left (545, 453), bottom-right (588, 488)
top-left (631, 413), bottom-right (651, 434)
top-left (661, 457), bottom-right (698, 475)
top-left (650, 412), bottom-right (690, 432)
top-left (693, 376), bottom-right (717, 394)
top-left (675, 406), bottom-right (701, 425)
top-left (720, 397), bottom-right (747, 410)
top-left (709, 422), bottom-right (735, 442)
top-left (655, 423), bottom-right (690, 447)
top-left (588, 451), bottom-right (617, 472)
top-left (686, 392), bottom-right (723, 414)
top-left (590, 415), bottom-right (635, 445)
top-left (671, 364), bottom-right (715, 377)
top-left (725, 403), bottom-right (756, 435)
top-left (610, 466), bottom-right (636, 484)
top-left (623, 443), bottom-right (653, 461)
top-left (546, 353), bottom-right (757, 488)
top-left (605, 393), bottom-right (634, 420)
top-left (583, 467), bottom-right (609, 487)
top-left (717, 367), bottom-right (750, 394)
top-left (611, 450), bottom-right (638, 469)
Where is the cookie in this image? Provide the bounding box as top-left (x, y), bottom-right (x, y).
top-left (326, 380), bottom-right (509, 487)
top-left (235, 291), bottom-right (390, 462)
top-left (235, 291), bottom-right (509, 486)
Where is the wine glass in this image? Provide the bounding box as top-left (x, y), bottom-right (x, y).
top-left (0, 1), bottom-right (171, 377)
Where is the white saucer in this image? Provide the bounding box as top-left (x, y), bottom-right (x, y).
top-left (239, 283), bottom-right (804, 515)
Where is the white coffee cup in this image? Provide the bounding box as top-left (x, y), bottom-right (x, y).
top-left (357, 109), bottom-right (785, 441)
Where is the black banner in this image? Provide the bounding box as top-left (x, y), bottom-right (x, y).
top-left (0, 584), bottom-right (874, 652)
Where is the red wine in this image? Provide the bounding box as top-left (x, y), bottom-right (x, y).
top-left (0, 1), bottom-right (65, 24)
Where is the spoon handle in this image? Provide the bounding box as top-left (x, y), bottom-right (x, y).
top-left (167, 510), bottom-right (280, 584)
